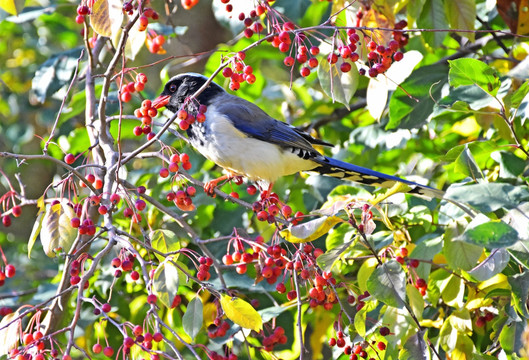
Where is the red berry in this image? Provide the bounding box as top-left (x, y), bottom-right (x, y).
top-left (393, 51), bottom-right (404, 61)
top-left (11, 205), bottom-right (22, 217)
top-left (92, 343), bottom-right (102, 354)
top-left (159, 168), bottom-right (169, 178)
top-left (103, 346), bottom-right (114, 357)
top-left (379, 326), bottom-right (390, 336)
top-left (409, 259), bottom-right (420, 268)
top-left (340, 62), bottom-right (352, 73)
top-left (476, 316), bottom-right (486, 328)
top-left (5, 264), bottom-right (15, 278)
top-left (64, 153), bottom-right (75, 164)
top-left (147, 294), bottom-right (157, 304)
top-left (300, 67), bottom-right (310, 77)
top-left (310, 46), bottom-right (320, 55)
top-left (283, 56), bottom-right (294, 66)
top-left (276, 282), bottom-right (286, 293)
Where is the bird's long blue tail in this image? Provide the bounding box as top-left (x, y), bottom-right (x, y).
top-left (311, 156), bottom-right (445, 199)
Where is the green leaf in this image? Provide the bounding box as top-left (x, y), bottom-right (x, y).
top-left (454, 144), bottom-right (483, 180)
top-left (445, 183), bottom-right (529, 213)
top-left (366, 260), bottom-right (406, 309)
top-left (0, 0), bottom-right (25, 15)
top-left (468, 249), bottom-right (510, 281)
top-left (444, 0), bottom-right (476, 41)
top-left (317, 57), bottom-right (358, 109)
top-left (436, 85), bottom-right (498, 112)
top-left (506, 81), bottom-right (529, 109)
top-left (508, 272), bottom-right (529, 318)
top-left (491, 151), bottom-right (527, 179)
top-left (387, 63), bottom-right (448, 129)
top-left (448, 58), bottom-right (501, 97)
top-left (354, 305), bottom-right (367, 337)
top-left (461, 217), bottom-right (519, 249)
top-left (503, 202), bottom-right (529, 241)
top-left (182, 296), bottom-right (203, 341)
top-left (399, 329), bottom-right (430, 360)
top-left (406, 285), bottom-right (425, 321)
top-left (439, 274), bottom-right (464, 307)
top-left (31, 47), bottom-right (83, 104)
top-left (417, 0), bottom-right (448, 48)
top-left (409, 236), bottom-right (443, 280)
top-left (150, 229), bottom-right (181, 262)
top-left (152, 258), bottom-right (181, 308)
top-left (40, 202), bottom-right (77, 258)
top-left (444, 224), bottom-right (483, 272)
top-left (28, 196), bottom-right (45, 259)
top-left (499, 318), bottom-right (525, 354)
top-left (317, 241), bottom-right (353, 272)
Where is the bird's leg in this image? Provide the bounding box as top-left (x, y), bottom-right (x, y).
top-left (204, 172), bottom-right (237, 196)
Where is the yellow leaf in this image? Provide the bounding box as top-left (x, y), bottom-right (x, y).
top-left (281, 216), bottom-right (343, 243)
top-left (0, 0), bottom-right (25, 15)
top-left (518, 0), bottom-right (529, 35)
top-left (220, 294), bottom-right (262, 332)
top-left (40, 202), bottom-right (77, 258)
top-left (0, 311), bottom-right (21, 355)
top-left (90, 0), bottom-right (123, 38)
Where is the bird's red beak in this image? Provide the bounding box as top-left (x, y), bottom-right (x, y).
top-left (152, 95), bottom-right (170, 109)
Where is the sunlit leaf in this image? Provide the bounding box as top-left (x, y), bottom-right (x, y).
top-left (220, 294), bottom-right (262, 332)
top-left (281, 216), bottom-right (343, 243)
top-left (366, 260), bottom-right (406, 309)
top-left (40, 202), bottom-right (77, 258)
top-left (387, 63), bottom-right (448, 129)
top-left (182, 296), bottom-right (203, 341)
top-left (152, 258), bottom-right (181, 308)
top-left (90, 0), bottom-right (122, 37)
top-left (399, 329), bottom-right (430, 360)
top-left (461, 217), bottom-right (518, 249)
top-left (0, 311), bottom-right (21, 355)
top-left (445, 183), bottom-right (529, 213)
top-left (28, 195), bottom-right (45, 258)
top-left (417, 0), bottom-right (448, 48)
top-left (0, 0), bottom-right (25, 15)
top-left (448, 58), bottom-right (501, 97)
top-left (508, 272), bottom-right (529, 318)
top-left (318, 58), bottom-right (358, 109)
top-left (444, 0), bottom-right (476, 41)
top-left (468, 249), bottom-right (510, 281)
top-left (150, 229), bottom-right (181, 262)
top-left (31, 48), bottom-right (83, 103)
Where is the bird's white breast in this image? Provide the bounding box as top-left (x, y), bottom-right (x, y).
top-left (193, 112), bottom-right (316, 183)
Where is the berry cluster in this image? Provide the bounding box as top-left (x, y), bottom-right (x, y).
top-left (121, 72), bottom-right (148, 103)
top-left (238, 6), bottom-right (266, 37)
top-left (328, 325), bottom-right (389, 359)
top-left (146, 33), bottom-right (166, 54)
top-left (175, 103), bottom-right (207, 131)
top-left (196, 256), bottom-right (213, 281)
top-left (207, 319), bottom-right (231, 338)
top-left (0, 264), bottom-right (16, 286)
top-left (221, 54), bottom-right (257, 91)
top-left (79, 172), bottom-right (103, 189)
top-left (69, 256), bottom-right (90, 287)
top-left (250, 190), bottom-right (302, 225)
top-left (262, 326), bottom-right (287, 351)
top-left (75, 4), bottom-right (90, 24)
top-left (222, 235), bottom-right (264, 275)
top-left (134, 98), bottom-right (158, 139)
top-left (111, 252), bottom-right (139, 279)
top-left (137, 7), bottom-right (160, 31)
top-left (394, 247), bottom-right (428, 295)
top-left (475, 309), bottom-right (495, 328)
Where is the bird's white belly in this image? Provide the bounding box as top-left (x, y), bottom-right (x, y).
top-left (194, 116), bottom-right (316, 182)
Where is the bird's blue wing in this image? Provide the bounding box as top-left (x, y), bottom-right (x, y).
top-left (215, 97), bottom-right (329, 155)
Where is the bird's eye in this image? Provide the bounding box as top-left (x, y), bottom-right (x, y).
top-left (169, 84), bottom-right (177, 92)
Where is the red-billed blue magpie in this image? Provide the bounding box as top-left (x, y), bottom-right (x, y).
top-left (152, 73), bottom-right (444, 198)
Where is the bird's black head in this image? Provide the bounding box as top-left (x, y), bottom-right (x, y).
top-left (152, 73), bottom-right (225, 113)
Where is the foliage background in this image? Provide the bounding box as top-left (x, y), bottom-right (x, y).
top-left (0, 0), bottom-right (529, 359)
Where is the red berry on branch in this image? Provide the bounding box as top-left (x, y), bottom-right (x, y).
top-left (65, 153), bottom-right (76, 164)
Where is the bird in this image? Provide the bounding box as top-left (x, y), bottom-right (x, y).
top-left (152, 73), bottom-right (444, 199)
